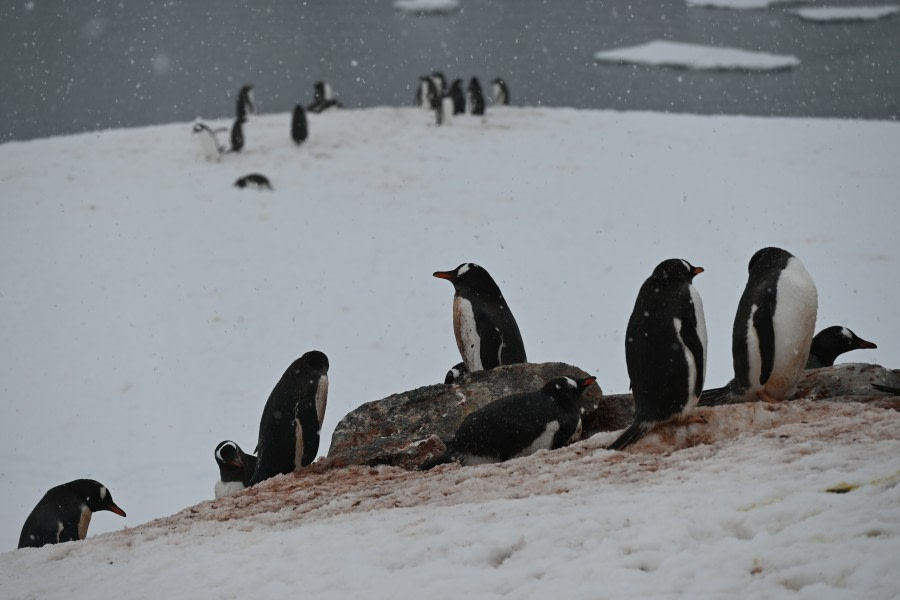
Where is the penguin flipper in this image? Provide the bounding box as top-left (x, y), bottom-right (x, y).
top-left (873, 383), bottom-right (900, 396)
top-left (607, 421), bottom-right (654, 451)
top-left (753, 294), bottom-right (777, 385)
top-left (679, 309), bottom-right (706, 398)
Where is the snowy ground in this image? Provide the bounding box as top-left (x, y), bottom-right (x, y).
top-left (593, 40), bottom-right (800, 71)
top-left (1, 106), bottom-right (898, 596)
top-left (790, 5), bottom-right (900, 22)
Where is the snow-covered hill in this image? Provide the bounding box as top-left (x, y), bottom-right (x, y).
top-left (1, 106), bottom-right (899, 597)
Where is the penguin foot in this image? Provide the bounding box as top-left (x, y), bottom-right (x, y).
top-left (759, 390), bottom-right (781, 403)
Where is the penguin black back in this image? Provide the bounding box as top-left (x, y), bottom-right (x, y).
top-left (236, 85), bottom-right (255, 120)
top-left (214, 440), bottom-right (258, 498)
top-left (609, 259), bottom-right (707, 450)
top-left (421, 376), bottom-right (595, 469)
top-left (234, 173), bottom-right (272, 190)
top-left (467, 77), bottom-right (485, 115)
top-left (291, 104), bottom-right (309, 144)
top-left (448, 79), bottom-right (465, 115)
top-left (433, 263), bottom-right (526, 372)
top-left (18, 479), bottom-right (126, 549)
top-left (249, 351), bottom-right (329, 486)
top-left (806, 326), bottom-right (876, 368)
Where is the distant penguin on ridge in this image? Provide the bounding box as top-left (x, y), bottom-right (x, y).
top-left (248, 351), bottom-right (330, 486)
top-left (700, 247), bottom-right (818, 406)
top-left (214, 440), bottom-right (257, 498)
top-left (236, 85), bottom-right (255, 120)
top-left (467, 77), bottom-right (485, 115)
top-left (420, 376), bottom-right (596, 469)
top-left (291, 104), bottom-right (309, 145)
top-left (492, 78), bottom-right (510, 105)
top-left (433, 263), bottom-right (526, 373)
top-left (234, 173), bottom-right (273, 190)
top-left (806, 326), bottom-right (877, 369)
top-left (608, 259), bottom-right (707, 451)
top-left (308, 81), bottom-right (342, 113)
top-left (18, 479), bottom-right (126, 549)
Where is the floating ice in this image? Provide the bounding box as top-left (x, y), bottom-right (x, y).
top-left (593, 40), bottom-right (800, 71)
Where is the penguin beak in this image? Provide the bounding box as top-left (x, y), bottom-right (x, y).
top-left (854, 337), bottom-right (877, 350)
top-left (108, 504), bottom-right (127, 518)
top-left (433, 271), bottom-right (455, 281)
top-left (228, 457), bottom-right (244, 469)
top-left (578, 376), bottom-right (597, 390)
top-left (692, 266), bottom-right (704, 276)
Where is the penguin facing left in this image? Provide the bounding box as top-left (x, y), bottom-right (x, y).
top-left (248, 351), bottom-right (329, 486)
top-left (467, 77), bottom-right (485, 115)
top-left (420, 376), bottom-right (596, 469)
top-left (230, 116), bottom-right (246, 152)
top-left (214, 440), bottom-right (258, 498)
top-left (433, 263), bottom-right (527, 373)
top-left (608, 259), bottom-right (707, 451)
top-left (236, 84), bottom-right (255, 120)
top-left (18, 479), bottom-right (126, 549)
top-left (700, 247), bottom-right (818, 406)
top-left (806, 326), bottom-right (876, 369)
top-left (291, 104), bottom-right (309, 145)
top-left (492, 77), bottom-right (510, 105)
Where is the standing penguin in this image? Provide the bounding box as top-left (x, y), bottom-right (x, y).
top-left (447, 78), bottom-right (466, 115)
top-left (420, 376), bottom-right (596, 469)
top-left (431, 71), bottom-right (447, 97)
top-left (18, 479), bottom-right (126, 549)
top-left (214, 440), bottom-right (258, 498)
top-left (492, 77), bottom-right (510, 105)
top-left (433, 263), bottom-right (527, 373)
top-left (467, 77), bottom-right (485, 115)
top-left (291, 103), bottom-right (309, 145)
top-left (236, 85), bottom-right (255, 120)
top-left (192, 122), bottom-right (227, 160)
top-left (307, 81), bottom-right (342, 113)
top-left (608, 259), bottom-right (707, 451)
top-left (700, 247), bottom-right (818, 405)
top-left (248, 351), bottom-right (329, 486)
top-left (806, 326), bottom-right (876, 369)
top-left (415, 75), bottom-right (437, 109)
top-left (230, 116), bottom-right (246, 152)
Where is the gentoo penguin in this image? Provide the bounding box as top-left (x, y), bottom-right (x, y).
top-left (18, 479), bottom-right (126, 549)
top-left (291, 104), bottom-right (309, 145)
top-left (230, 116), bottom-right (246, 152)
top-left (700, 247), bottom-right (818, 406)
top-left (307, 81), bottom-right (342, 113)
top-left (444, 361), bottom-right (469, 384)
top-left (806, 326), bottom-right (877, 369)
top-left (420, 376), bottom-right (596, 469)
top-left (447, 78), bottom-right (466, 115)
top-left (433, 263), bottom-right (527, 373)
top-left (415, 75), bottom-right (437, 109)
top-left (608, 259), bottom-right (707, 450)
top-left (236, 85), bottom-right (255, 120)
top-left (234, 173), bottom-right (273, 190)
top-left (214, 440), bottom-right (258, 498)
top-left (431, 71), bottom-right (447, 96)
top-left (467, 77), bottom-right (485, 115)
top-left (492, 77), bottom-right (510, 105)
top-left (248, 351), bottom-right (329, 486)
top-left (192, 122), bottom-right (227, 160)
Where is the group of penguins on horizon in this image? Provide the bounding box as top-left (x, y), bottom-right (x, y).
top-left (190, 72), bottom-right (510, 191)
top-left (19, 246), bottom-right (892, 550)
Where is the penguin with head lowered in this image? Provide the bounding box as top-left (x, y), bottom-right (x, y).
top-left (214, 440), bottom-right (258, 498)
top-left (420, 375), bottom-right (596, 469)
top-left (806, 326), bottom-right (876, 369)
top-left (18, 479), bottom-right (126, 549)
top-left (608, 259), bottom-right (707, 450)
top-left (701, 247), bottom-right (818, 406)
top-left (433, 263), bottom-right (526, 373)
top-left (248, 351), bottom-right (329, 486)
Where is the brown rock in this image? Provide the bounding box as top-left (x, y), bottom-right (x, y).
top-left (793, 362), bottom-right (900, 409)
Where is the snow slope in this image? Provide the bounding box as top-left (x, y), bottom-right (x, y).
top-left (0, 106), bottom-right (898, 586)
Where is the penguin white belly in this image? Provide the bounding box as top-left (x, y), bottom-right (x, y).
top-left (441, 96), bottom-right (455, 122)
top-left (198, 131), bottom-right (221, 161)
top-left (767, 258), bottom-right (818, 397)
top-left (453, 296), bottom-right (483, 371)
top-left (215, 480), bottom-right (246, 499)
top-left (513, 420), bottom-right (561, 458)
top-left (673, 318), bottom-right (700, 414)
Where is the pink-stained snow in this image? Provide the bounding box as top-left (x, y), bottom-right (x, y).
top-left (594, 40), bottom-right (800, 71)
top-left (791, 5), bottom-right (900, 22)
top-left (0, 106), bottom-right (899, 597)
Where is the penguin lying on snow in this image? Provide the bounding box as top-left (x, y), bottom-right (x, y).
top-left (806, 326), bottom-right (876, 369)
top-left (420, 375), bottom-right (596, 469)
top-left (249, 351), bottom-right (330, 486)
top-left (609, 259), bottom-right (707, 450)
top-left (214, 440), bottom-right (258, 498)
top-left (700, 247), bottom-right (818, 406)
top-left (18, 479), bottom-right (126, 549)
top-left (234, 173), bottom-right (273, 190)
top-left (433, 263), bottom-right (527, 373)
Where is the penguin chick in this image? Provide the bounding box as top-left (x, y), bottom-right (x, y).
top-left (608, 259), bottom-right (707, 451)
top-left (18, 479), bottom-right (126, 549)
top-left (806, 326), bottom-right (876, 368)
top-left (433, 263), bottom-right (526, 373)
top-left (420, 375), bottom-right (596, 469)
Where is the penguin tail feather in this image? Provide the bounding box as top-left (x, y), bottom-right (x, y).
top-left (698, 384), bottom-right (734, 406)
top-left (607, 421), bottom-right (654, 451)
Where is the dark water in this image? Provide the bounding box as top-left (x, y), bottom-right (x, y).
top-left (2, 0), bottom-right (898, 142)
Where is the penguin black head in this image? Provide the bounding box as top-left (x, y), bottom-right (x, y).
top-left (809, 326), bottom-right (877, 367)
top-left (649, 258), bottom-right (704, 282)
top-left (433, 263), bottom-right (502, 295)
top-left (444, 361), bottom-right (468, 384)
top-left (748, 247), bottom-right (793, 274)
top-left (541, 376), bottom-right (596, 403)
top-left (215, 440), bottom-right (245, 471)
top-left (289, 350), bottom-right (329, 377)
top-left (67, 479), bottom-right (126, 517)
